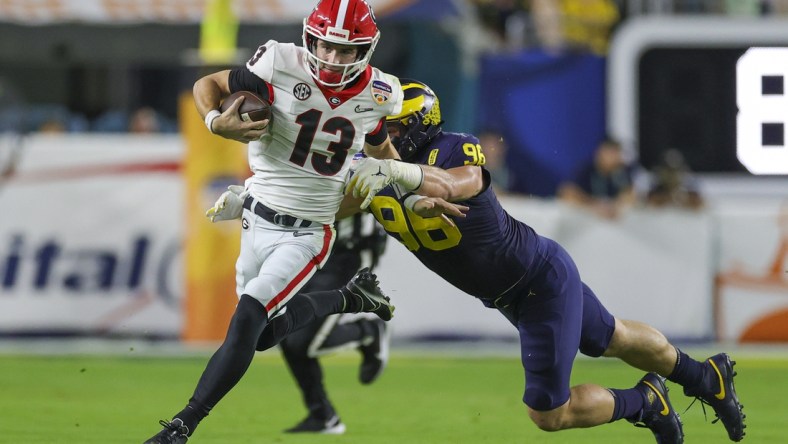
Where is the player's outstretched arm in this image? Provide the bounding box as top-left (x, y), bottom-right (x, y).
top-left (347, 157), bottom-right (423, 208)
top-left (410, 197), bottom-right (468, 227)
top-left (348, 157), bottom-right (484, 209)
top-left (415, 164), bottom-right (484, 203)
top-left (336, 193), bottom-right (365, 220)
top-left (364, 137), bottom-right (400, 160)
top-left (338, 190), bottom-right (467, 227)
top-left (206, 183), bottom-right (467, 227)
top-left (205, 185), bottom-right (364, 223)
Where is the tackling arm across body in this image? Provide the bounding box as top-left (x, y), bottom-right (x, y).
top-left (347, 157), bottom-right (483, 209)
top-left (348, 77), bottom-right (484, 208)
top-left (208, 182), bottom-right (467, 227)
top-left (364, 136), bottom-right (400, 160)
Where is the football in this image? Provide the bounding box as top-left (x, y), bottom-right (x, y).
top-left (219, 91), bottom-right (272, 123)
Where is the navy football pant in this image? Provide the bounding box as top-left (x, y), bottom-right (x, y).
top-left (498, 236), bottom-right (615, 411)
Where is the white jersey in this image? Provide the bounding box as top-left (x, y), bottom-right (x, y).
top-left (245, 40), bottom-right (402, 225)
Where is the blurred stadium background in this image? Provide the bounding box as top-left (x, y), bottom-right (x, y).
top-left (1, 0), bottom-right (788, 441)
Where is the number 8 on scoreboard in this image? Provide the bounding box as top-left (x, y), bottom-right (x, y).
top-left (736, 47), bottom-right (788, 175)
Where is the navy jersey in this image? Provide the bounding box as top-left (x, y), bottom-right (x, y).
top-left (368, 132), bottom-right (541, 302)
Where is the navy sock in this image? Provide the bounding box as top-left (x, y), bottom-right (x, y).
top-left (608, 388), bottom-right (647, 422)
top-left (666, 347), bottom-right (705, 389)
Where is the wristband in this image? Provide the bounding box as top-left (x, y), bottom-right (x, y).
top-left (204, 109), bottom-right (221, 134)
top-left (393, 161), bottom-right (424, 192)
top-left (403, 194), bottom-right (426, 211)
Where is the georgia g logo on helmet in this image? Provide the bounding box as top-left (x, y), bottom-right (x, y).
top-left (302, 0), bottom-right (380, 88)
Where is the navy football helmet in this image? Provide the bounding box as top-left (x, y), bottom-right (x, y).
top-left (386, 79), bottom-right (443, 161)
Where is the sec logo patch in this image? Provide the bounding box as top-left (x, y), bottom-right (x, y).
top-left (293, 83), bottom-right (312, 100)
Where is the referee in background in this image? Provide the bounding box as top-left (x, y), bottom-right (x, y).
top-left (280, 212), bottom-right (390, 434)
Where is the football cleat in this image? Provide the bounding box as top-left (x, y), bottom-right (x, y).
top-left (683, 353), bottom-right (746, 441)
top-left (632, 373), bottom-right (684, 444)
top-left (359, 318), bottom-right (391, 385)
top-left (284, 414), bottom-right (346, 434)
top-left (343, 267), bottom-right (395, 321)
top-left (143, 419), bottom-right (188, 444)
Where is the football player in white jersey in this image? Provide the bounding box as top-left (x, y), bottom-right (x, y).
top-left (143, 1), bottom-right (409, 442)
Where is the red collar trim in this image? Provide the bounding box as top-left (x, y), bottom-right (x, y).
top-left (314, 66), bottom-right (372, 109)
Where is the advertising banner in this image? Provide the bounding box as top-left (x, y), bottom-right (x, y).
top-left (715, 199), bottom-right (788, 341)
top-left (2, 134), bottom-right (783, 343)
top-left (0, 134), bottom-right (183, 337)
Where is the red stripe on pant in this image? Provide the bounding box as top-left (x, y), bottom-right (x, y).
top-left (265, 224), bottom-right (334, 313)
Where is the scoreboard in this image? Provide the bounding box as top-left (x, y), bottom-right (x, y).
top-left (608, 18), bottom-right (788, 175)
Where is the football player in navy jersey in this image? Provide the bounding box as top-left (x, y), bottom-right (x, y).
top-left (210, 79), bottom-right (746, 443)
top-left (344, 79), bottom-right (746, 444)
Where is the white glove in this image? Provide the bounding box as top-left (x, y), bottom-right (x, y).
top-left (206, 185), bottom-right (246, 222)
top-left (347, 157), bottom-right (423, 209)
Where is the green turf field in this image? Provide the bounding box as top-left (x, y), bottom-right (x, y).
top-left (1, 350), bottom-right (785, 443)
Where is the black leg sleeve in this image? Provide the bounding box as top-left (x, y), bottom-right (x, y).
top-left (256, 289), bottom-right (345, 351)
top-left (256, 249), bottom-right (362, 351)
top-left (176, 295), bottom-right (268, 435)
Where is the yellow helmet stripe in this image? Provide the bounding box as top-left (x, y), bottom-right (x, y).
top-left (388, 82), bottom-right (429, 121)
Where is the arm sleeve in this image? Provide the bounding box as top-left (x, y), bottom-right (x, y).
top-left (228, 68), bottom-right (274, 103)
top-left (364, 117), bottom-right (387, 146)
top-left (227, 40), bottom-right (278, 101)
